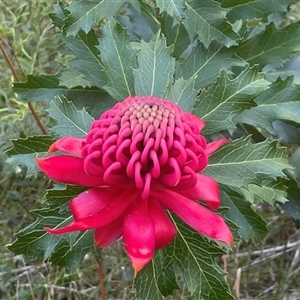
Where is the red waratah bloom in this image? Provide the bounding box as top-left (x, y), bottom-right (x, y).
top-left (37, 95), bottom-right (232, 274)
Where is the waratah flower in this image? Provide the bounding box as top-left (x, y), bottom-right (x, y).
top-left (37, 95), bottom-right (232, 274)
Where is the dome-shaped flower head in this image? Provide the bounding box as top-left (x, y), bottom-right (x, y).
top-left (37, 95), bottom-right (232, 274)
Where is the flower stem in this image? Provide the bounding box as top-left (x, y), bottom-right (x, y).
top-left (0, 35), bottom-right (46, 134)
top-left (98, 259), bottom-right (107, 300)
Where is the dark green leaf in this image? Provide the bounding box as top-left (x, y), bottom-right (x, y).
top-left (98, 19), bottom-right (137, 100)
top-left (205, 138), bottom-right (289, 189)
top-left (45, 186), bottom-right (87, 207)
top-left (221, 189), bottom-right (268, 241)
top-left (156, 0), bottom-right (186, 24)
top-left (166, 215), bottom-right (234, 300)
top-left (60, 31), bottom-right (108, 89)
top-left (59, 67), bottom-right (91, 89)
top-left (133, 36), bottom-right (175, 96)
top-left (6, 135), bottom-right (56, 155)
top-left (163, 77), bottom-right (197, 112)
top-left (135, 259), bottom-right (164, 300)
top-left (236, 22), bottom-right (300, 68)
top-left (14, 74), bottom-right (108, 105)
top-left (183, 0), bottom-right (240, 48)
top-left (7, 207), bottom-right (74, 260)
top-left (155, 251), bottom-right (179, 296)
top-left (50, 231), bottom-right (96, 272)
top-left (63, 0), bottom-right (140, 36)
top-left (47, 96), bottom-right (94, 137)
top-left (234, 77), bottom-right (300, 134)
top-left (175, 40), bottom-right (245, 90)
top-left (215, 0), bottom-right (297, 23)
top-left (195, 66), bottom-right (269, 135)
top-left (161, 14), bottom-right (191, 59)
top-left (273, 120), bottom-right (300, 145)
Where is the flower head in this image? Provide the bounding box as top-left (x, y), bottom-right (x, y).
top-left (37, 95), bottom-right (232, 274)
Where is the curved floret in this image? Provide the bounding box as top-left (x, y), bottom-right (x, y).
top-left (37, 95), bottom-right (232, 274)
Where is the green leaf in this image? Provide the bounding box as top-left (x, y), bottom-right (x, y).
top-left (161, 14), bottom-right (191, 59)
top-left (133, 36), bottom-right (175, 96)
top-left (183, 0), bottom-right (240, 48)
top-left (63, 0), bottom-right (140, 36)
top-left (156, 0), bottom-right (186, 24)
top-left (246, 179), bottom-right (288, 205)
top-left (60, 30), bottom-right (108, 89)
top-left (166, 215), bottom-right (234, 300)
top-left (98, 19), bottom-right (137, 100)
top-left (45, 186), bottom-right (87, 207)
top-left (155, 251), bottom-right (180, 296)
top-left (7, 207), bottom-right (74, 260)
top-left (175, 40), bottom-right (246, 90)
top-left (195, 66), bottom-right (269, 135)
top-left (47, 96), bottom-right (94, 137)
top-left (134, 259), bottom-right (164, 300)
top-left (14, 74), bottom-right (106, 104)
top-left (215, 0), bottom-right (297, 23)
top-left (59, 67), bottom-right (91, 89)
top-left (234, 77), bottom-right (300, 134)
top-left (6, 135), bottom-right (56, 155)
top-left (236, 22), bottom-right (300, 67)
top-left (50, 231), bottom-right (96, 272)
top-left (205, 138), bottom-right (289, 189)
top-left (221, 189), bottom-right (268, 241)
top-left (163, 77), bottom-right (197, 112)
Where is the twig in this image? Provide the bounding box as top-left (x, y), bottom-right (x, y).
top-left (0, 35), bottom-right (46, 134)
top-left (98, 259), bottom-right (107, 300)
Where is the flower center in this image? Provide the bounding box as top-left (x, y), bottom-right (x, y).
top-left (82, 96), bottom-right (208, 199)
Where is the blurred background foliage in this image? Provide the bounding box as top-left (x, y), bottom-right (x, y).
top-left (1, 1), bottom-right (300, 300)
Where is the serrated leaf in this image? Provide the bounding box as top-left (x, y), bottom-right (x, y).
top-left (98, 19), bottom-right (137, 100)
top-left (166, 215), bottom-right (234, 300)
top-left (133, 36), bottom-right (175, 96)
top-left (215, 0), bottom-right (297, 23)
top-left (116, 4), bottom-right (158, 42)
top-left (59, 67), bottom-right (90, 89)
top-left (195, 66), bottom-right (269, 135)
top-left (234, 77), bottom-right (300, 134)
top-left (45, 186), bottom-right (87, 207)
top-left (155, 251), bottom-right (180, 296)
top-left (236, 22), bottom-right (300, 67)
top-left (134, 259), bottom-right (164, 300)
top-left (50, 231), bottom-right (96, 272)
top-left (161, 14), bottom-right (191, 59)
top-left (205, 138), bottom-right (289, 189)
top-left (183, 1), bottom-right (239, 48)
top-left (156, 0), bottom-right (186, 24)
top-left (221, 189), bottom-right (268, 241)
top-left (6, 135), bottom-right (56, 155)
top-left (47, 96), bottom-right (94, 137)
top-left (163, 77), bottom-right (197, 112)
top-left (60, 31), bottom-right (108, 89)
top-left (175, 40), bottom-right (246, 90)
top-left (8, 207), bottom-right (74, 260)
top-left (14, 74), bottom-right (107, 105)
top-left (63, 0), bottom-right (140, 36)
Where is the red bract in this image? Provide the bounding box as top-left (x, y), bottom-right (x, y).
top-left (37, 95), bottom-right (232, 274)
